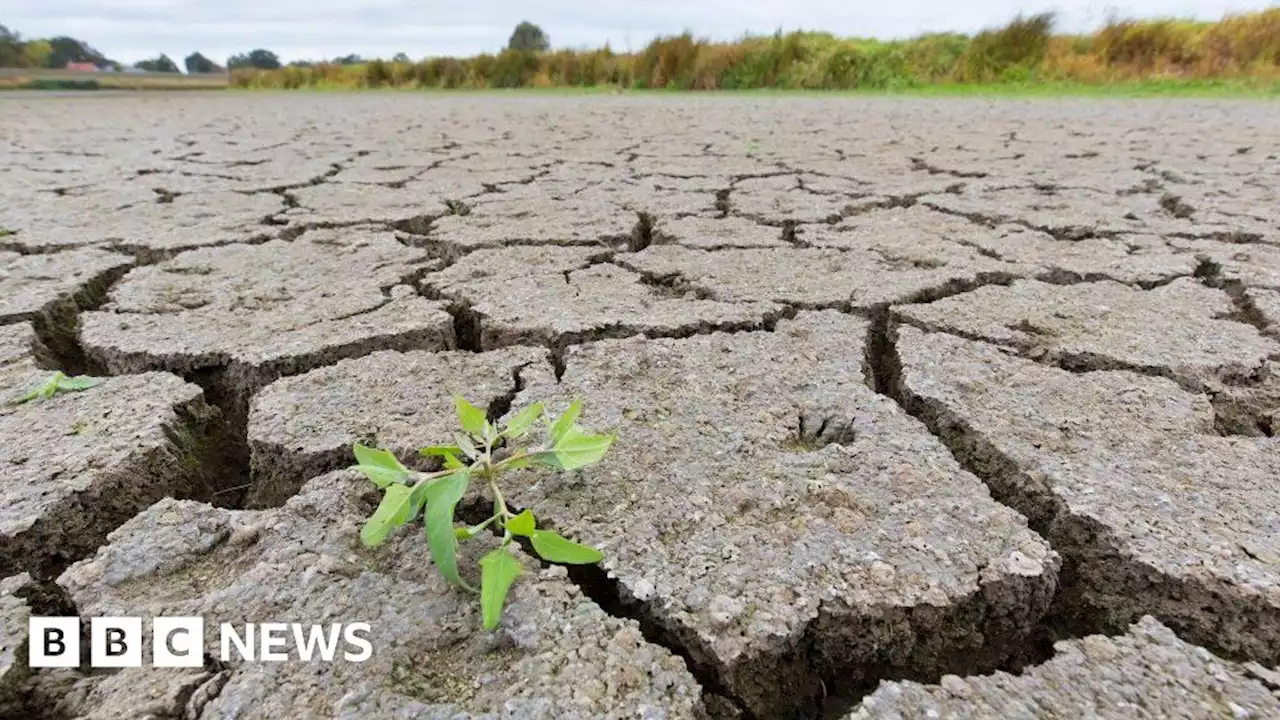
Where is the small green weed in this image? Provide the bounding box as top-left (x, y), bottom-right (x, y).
top-left (0, 228), bottom-right (13, 237)
top-left (8, 371), bottom-right (104, 404)
top-left (352, 396), bottom-right (615, 630)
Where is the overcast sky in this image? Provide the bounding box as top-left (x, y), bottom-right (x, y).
top-left (5, 0), bottom-right (1275, 65)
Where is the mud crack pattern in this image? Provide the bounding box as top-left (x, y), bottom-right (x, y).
top-left (0, 95), bottom-right (1277, 720)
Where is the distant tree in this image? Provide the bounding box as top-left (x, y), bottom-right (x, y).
top-left (134, 54), bottom-right (180, 73)
top-left (507, 21), bottom-right (550, 52)
top-left (392, 52), bottom-right (411, 63)
top-left (22, 39), bottom-right (52, 68)
top-left (228, 48), bottom-right (281, 70)
top-left (248, 48), bottom-right (282, 69)
top-left (47, 35), bottom-right (111, 68)
top-left (0, 24), bottom-right (23, 67)
top-left (288, 59), bottom-right (315, 68)
top-left (184, 51), bottom-right (222, 74)
top-left (334, 53), bottom-right (363, 65)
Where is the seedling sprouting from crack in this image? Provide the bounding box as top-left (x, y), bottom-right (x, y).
top-left (351, 396), bottom-right (615, 630)
top-left (8, 371), bottom-right (104, 405)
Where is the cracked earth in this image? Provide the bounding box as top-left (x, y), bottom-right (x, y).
top-left (1, 94), bottom-right (1278, 719)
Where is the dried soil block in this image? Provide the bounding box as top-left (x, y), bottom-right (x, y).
top-left (247, 346), bottom-right (554, 507)
top-left (0, 574), bottom-right (35, 715)
top-left (506, 311), bottom-right (1058, 717)
top-left (52, 473), bottom-right (705, 720)
top-left (1248, 288), bottom-right (1280, 338)
top-left (285, 176), bottom-right (485, 231)
top-left (422, 246), bottom-right (785, 352)
top-left (1172, 238), bottom-right (1280, 291)
top-left (848, 616), bottom-right (1280, 720)
top-left (0, 371), bottom-right (224, 579)
top-left (80, 230), bottom-right (453, 427)
top-left (894, 278), bottom-right (1279, 390)
top-left (652, 215), bottom-right (788, 249)
top-left (0, 248), bottom-right (134, 366)
top-left (954, 229), bottom-right (1195, 287)
top-left (798, 206), bottom-right (1037, 273)
top-left (1, 192), bottom-right (282, 260)
top-left (921, 186), bottom-right (1220, 240)
top-left (895, 327), bottom-right (1280, 662)
top-left (729, 175), bottom-right (866, 223)
top-left (618, 245), bottom-right (1014, 310)
top-left (0, 324), bottom-right (43, 380)
top-left (426, 197), bottom-right (647, 261)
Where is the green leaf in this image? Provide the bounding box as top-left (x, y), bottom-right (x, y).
top-left (420, 444), bottom-right (466, 470)
top-left (548, 398), bottom-right (582, 445)
top-left (423, 471), bottom-right (475, 592)
top-left (530, 529), bottom-right (603, 564)
top-left (55, 376), bottom-right (103, 391)
top-left (523, 450), bottom-right (563, 470)
top-left (479, 547), bottom-right (522, 631)
top-left (351, 443), bottom-right (410, 488)
top-left (8, 374), bottom-right (64, 405)
top-left (9, 383), bottom-right (47, 405)
top-left (351, 464), bottom-right (403, 489)
top-left (405, 476), bottom-right (436, 523)
top-left (360, 484), bottom-right (415, 547)
top-left (454, 396), bottom-right (488, 438)
top-left (354, 444), bottom-right (409, 475)
top-left (453, 433), bottom-right (479, 460)
top-left (552, 425), bottom-right (616, 470)
top-left (502, 401), bottom-right (544, 440)
top-left (507, 509), bottom-right (536, 537)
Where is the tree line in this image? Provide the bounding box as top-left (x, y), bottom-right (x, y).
top-left (1, 23), bottom-right (229, 74)
top-left (0, 20), bottom-right (549, 73)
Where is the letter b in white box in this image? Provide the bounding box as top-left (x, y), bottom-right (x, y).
top-left (91, 617), bottom-right (142, 667)
top-left (154, 617), bottom-right (204, 667)
top-left (28, 617), bottom-right (80, 667)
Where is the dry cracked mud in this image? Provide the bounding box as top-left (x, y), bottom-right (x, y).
top-left (0, 248), bottom-right (134, 368)
top-left (892, 328), bottom-right (1280, 663)
top-left (848, 615), bottom-right (1280, 719)
top-left (77, 228), bottom-right (454, 469)
top-left (38, 472), bottom-right (704, 719)
top-left (1, 358), bottom-right (227, 580)
top-left (247, 345), bottom-right (555, 507)
top-left (0, 574), bottom-right (36, 716)
top-left (421, 245), bottom-right (786, 354)
top-left (2, 94), bottom-right (1279, 719)
top-left (504, 312), bottom-right (1058, 717)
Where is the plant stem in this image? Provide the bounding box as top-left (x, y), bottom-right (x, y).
top-left (478, 432), bottom-right (513, 522)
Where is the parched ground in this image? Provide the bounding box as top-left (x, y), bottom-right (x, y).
top-left (1, 93), bottom-right (1278, 720)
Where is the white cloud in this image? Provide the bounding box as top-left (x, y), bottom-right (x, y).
top-left (5, 0), bottom-right (1274, 64)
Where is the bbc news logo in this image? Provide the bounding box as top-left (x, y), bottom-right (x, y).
top-left (28, 617), bottom-right (373, 668)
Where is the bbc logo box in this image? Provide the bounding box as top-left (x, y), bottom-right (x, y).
top-left (27, 616), bottom-right (373, 668)
top-left (28, 616), bottom-right (204, 668)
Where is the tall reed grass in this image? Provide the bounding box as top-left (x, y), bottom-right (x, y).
top-left (230, 9), bottom-right (1280, 90)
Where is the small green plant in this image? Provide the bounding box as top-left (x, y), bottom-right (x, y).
top-left (351, 396), bottom-right (615, 630)
top-left (8, 371), bottom-right (103, 405)
top-left (0, 228), bottom-right (13, 237)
